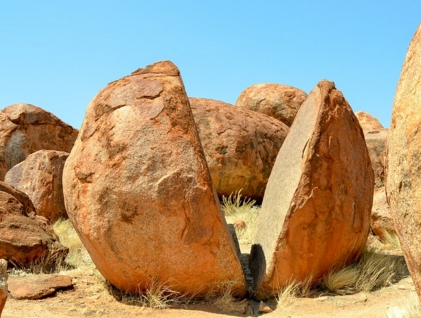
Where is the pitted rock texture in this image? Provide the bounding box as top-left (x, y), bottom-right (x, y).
top-left (5, 150), bottom-right (69, 223)
top-left (355, 111), bottom-right (384, 131)
top-left (63, 61), bottom-right (247, 297)
top-left (387, 23), bottom-right (421, 301)
top-left (0, 103), bottom-right (78, 180)
top-left (250, 80), bottom-right (374, 299)
top-left (190, 98), bottom-right (289, 200)
top-left (0, 181), bottom-right (68, 267)
top-left (235, 83), bottom-right (307, 126)
top-left (0, 259), bottom-right (7, 316)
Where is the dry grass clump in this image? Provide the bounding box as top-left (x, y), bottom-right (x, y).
top-left (276, 276), bottom-right (313, 308)
top-left (322, 250), bottom-right (408, 294)
top-left (53, 219), bottom-right (92, 268)
top-left (205, 281), bottom-right (246, 314)
top-left (221, 190), bottom-right (260, 244)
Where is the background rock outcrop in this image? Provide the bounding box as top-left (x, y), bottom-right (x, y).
top-left (63, 61), bottom-right (247, 297)
top-left (190, 98), bottom-right (289, 200)
top-left (386, 23), bottom-right (421, 300)
top-left (5, 150), bottom-right (69, 223)
top-left (235, 83), bottom-right (307, 126)
top-left (0, 103), bottom-right (78, 180)
top-left (250, 80), bottom-right (374, 299)
top-left (355, 111), bottom-right (384, 131)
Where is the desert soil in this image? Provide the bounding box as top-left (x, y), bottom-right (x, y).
top-left (2, 244), bottom-right (415, 318)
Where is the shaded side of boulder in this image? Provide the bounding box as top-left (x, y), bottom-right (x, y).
top-left (0, 259), bottom-right (7, 316)
top-left (250, 80), bottom-right (374, 299)
top-left (5, 150), bottom-right (69, 223)
top-left (364, 128), bottom-right (388, 188)
top-left (386, 23), bottom-right (421, 300)
top-left (235, 83), bottom-right (307, 126)
top-left (0, 103), bottom-right (78, 180)
top-left (63, 61), bottom-right (247, 297)
top-left (190, 98), bottom-right (289, 200)
top-left (0, 181), bottom-right (68, 267)
top-left (371, 187), bottom-right (396, 241)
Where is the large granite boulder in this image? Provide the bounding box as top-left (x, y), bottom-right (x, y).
top-left (387, 23), bottom-right (421, 300)
top-left (5, 150), bottom-right (69, 223)
top-left (0, 181), bottom-right (68, 267)
top-left (63, 61), bottom-right (247, 297)
top-left (355, 111), bottom-right (384, 131)
top-left (250, 80), bottom-right (374, 299)
top-left (0, 103), bottom-right (78, 180)
top-left (189, 98), bottom-right (289, 200)
top-left (235, 83), bottom-right (307, 126)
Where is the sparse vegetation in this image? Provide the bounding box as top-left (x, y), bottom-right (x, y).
top-left (276, 276), bottom-right (313, 308)
top-left (221, 190), bottom-right (260, 244)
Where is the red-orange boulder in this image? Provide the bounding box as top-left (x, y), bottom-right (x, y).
top-left (190, 98), bottom-right (289, 200)
top-left (355, 111), bottom-right (384, 131)
top-left (387, 23), bottom-right (421, 300)
top-left (235, 83), bottom-right (307, 126)
top-left (5, 150), bottom-right (69, 223)
top-left (0, 103), bottom-right (78, 180)
top-left (63, 61), bottom-right (247, 297)
top-left (250, 80), bottom-right (374, 299)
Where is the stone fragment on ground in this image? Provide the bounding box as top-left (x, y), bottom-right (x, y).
top-left (0, 181), bottom-right (68, 267)
top-left (387, 23), bottom-right (421, 301)
top-left (8, 274), bottom-right (73, 300)
top-left (235, 83), bottom-right (307, 126)
top-left (63, 60), bottom-right (247, 297)
top-left (250, 80), bottom-right (374, 299)
top-left (190, 97), bottom-right (289, 200)
top-left (5, 150), bottom-right (69, 223)
top-left (0, 103), bottom-right (78, 180)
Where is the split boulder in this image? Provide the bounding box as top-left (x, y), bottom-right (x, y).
top-left (5, 150), bottom-right (69, 223)
top-left (190, 98), bottom-right (289, 200)
top-left (235, 83), bottom-right (307, 126)
top-left (63, 61), bottom-right (247, 297)
top-left (250, 80), bottom-right (374, 299)
top-left (0, 181), bottom-right (68, 267)
top-left (386, 23), bottom-right (421, 300)
top-left (0, 103), bottom-right (78, 180)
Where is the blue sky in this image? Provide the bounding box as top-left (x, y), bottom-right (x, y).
top-left (1, 1), bottom-right (419, 129)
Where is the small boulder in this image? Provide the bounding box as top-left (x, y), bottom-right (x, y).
top-left (5, 150), bottom-right (69, 223)
top-left (371, 187), bottom-right (396, 240)
top-left (355, 111), bottom-right (384, 131)
top-left (8, 274), bottom-right (73, 300)
top-left (0, 103), bottom-right (78, 180)
top-left (250, 80), bottom-right (374, 299)
top-left (190, 98), bottom-right (289, 200)
top-left (0, 181), bottom-right (68, 267)
top-left (235, 83), bottom-right (307, 126)
top-left (387, 23), bottom-right (421, 300)
top-left (63, 61), bottom-right (247, 297)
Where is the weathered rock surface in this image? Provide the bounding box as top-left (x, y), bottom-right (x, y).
top-left (0, 181), bottom-right (68, 267)
top-left (355, 111), bottom-right (384, 131)
top-left (386, 23), bottom-right (421, 300)
top-left (250, 80), bottom-right (374, 299)
top-left (0, 103), bottom-right (78, 180)
top-left (0, 259), bottom-right (7, 315)
top-left (364, 128), bottom-right (388, 188)
top-left (189, 98), bottom-right (289, 200)
top-left (371, 187), bottom-right (395, 240)
top-left (8, 274), bottom-right (73, 300)
top-left (63, 61), bottom-right (247, 297)
top-left (235, 83), bottom-right (307, 126)
top-left (5, 150), bottom-right (69, 223)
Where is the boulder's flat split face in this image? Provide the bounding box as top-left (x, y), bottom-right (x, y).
top-left (63, 61), bottom-right (246, 297)
top-left (387, 23), bottom-right (421, 300)
top-left (250, 80), bottom-right (374, 299)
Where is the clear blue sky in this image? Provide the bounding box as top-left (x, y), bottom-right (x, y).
top-left (1, 1), bottom-right (419, 129)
